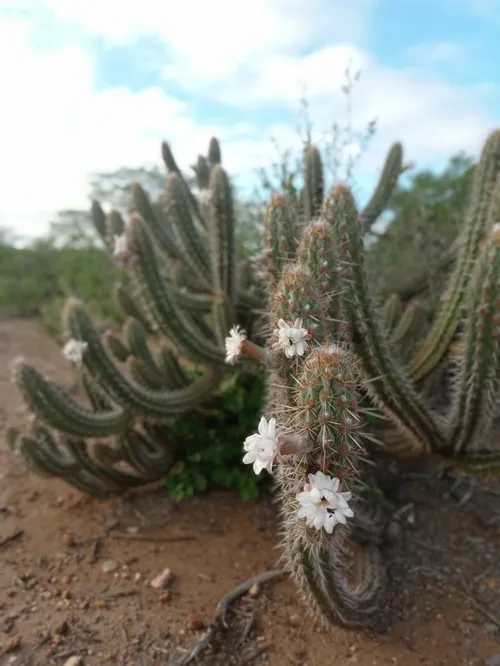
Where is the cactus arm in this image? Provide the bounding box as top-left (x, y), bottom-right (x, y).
top-left (103, 331), bottom-right (130, 363)
top-left (156, 345), bottom-right (190, 389)
top-left (65, 300), bottom-right (223, 420)
top-left (128, 216), bottom-right (227, 366)
top-left (382, 293), bottom-right (403, 334)
top-left (132, 183), bottom-right (185, 261)
top-left (165, 172), bottom-right (212, 288)
top-left (447, 221), bottom-right (500, 453)
top-left (208, 165), bottom-right (237, 304)
top-left (114, 283), bottom-right (156, 334)
top-left (302, 145), bottom-right (324, 220)
top-left (406, 131), bottom-right (500, 382)
top-left (15, 364), bottom-right (130, 438)
top-left (359, 142), bottom-right (403, 234)
top-left (325, 185), bottom-right (446, 454)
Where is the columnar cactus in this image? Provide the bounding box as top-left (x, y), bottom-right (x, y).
top-left (231, 129), bottom-right (500, 628)
top-left (8, 138), bottom-right (265, 496)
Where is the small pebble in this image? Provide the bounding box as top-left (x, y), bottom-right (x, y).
top-left (64, 657), bottom-right (84, 666)
top-left (62, 534), bottom-right (76, 548)
top-left (102, 560), bottom-right (118, 573)
top-left (486, 656), bottom-right (500, 666)
top-left (2, 635), bottom-right (21, 653)
top-left (248, 583), bottom-right (259, 597)
top-left (158, 593), bottom-right (170, 604)
top-left (151, 568), bottom-right (173, 590)
top-left (186, 614), bottom-right (204, 631)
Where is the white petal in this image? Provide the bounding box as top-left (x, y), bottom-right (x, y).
top-left (242, 451), bottom-right (256, 464)
top-left (284, 346), bottom-right (295, 358)
top-left (267, 418), bottom-right (276, 440)
top-left (296, 491), bottom-right (313, 505)
top-left (334, 511), bottom-right (347, 524)
top-left (330, 477), bottom-right (340, 492)
top-left (257, 416), bottom-right (268, 437)
top-left (309, 487), bottom-right (322, 503)
top-left (313, 511), bottom-right (325, 530)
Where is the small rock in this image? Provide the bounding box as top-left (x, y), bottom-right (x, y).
top-left (95, 600), bottom-right (108, 609)
top-left (151, 568), bottom-right (173, 590)
top-left (289, 614), bottom-right (300, 626)
top-left (186, 614), bottom-right (204, 631)
top-left (248, 583), bottom-right (259, 597)
top-left (54, 619), bottom-right (69, 635)
top-left (63, 534), bottom-right (76, 548)
top-left (486, 656), bottom-right (500, 666)
top-left (158, 593), bottom-right (170, 604)
top-left (64, 657), bottom-right (84, 666)
top-left (2, 635), bottom-right (21, 653)
top-left (134, 572), bottom-right (142, 583)
top-left (102, 560), bottom-right (118, 573)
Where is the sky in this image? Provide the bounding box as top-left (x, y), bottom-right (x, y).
top-left (0, 0), bottom-right (499, 239)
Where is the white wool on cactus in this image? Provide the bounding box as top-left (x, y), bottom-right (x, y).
top-left (296, 471), bottom-right (354, 534)
top-left (62, 339), bottom-right (88, 364)
top-left (224, 325), bottom-right (246, 364)
top-left (242, 416), bottom-right (280, 475)
top-left (273, 318), bottom-right (311, 358)
top-left (113, 234), bottom-right (128, 263)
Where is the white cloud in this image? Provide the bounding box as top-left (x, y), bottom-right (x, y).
top-left (46, 0), bottom-right (376, 83)
top-left (0, 15), bottom-right (280, 237)
top-left (0, 2), bottom-right (499, 239)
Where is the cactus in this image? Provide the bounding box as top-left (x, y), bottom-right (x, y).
top-left (9, 138), bottom-right (266, 497)
top-left (232, 130), bottom-right (500, 629)
top-left (10, 124), bottom-right (500, 631)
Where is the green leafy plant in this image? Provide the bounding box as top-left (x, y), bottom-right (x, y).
top-left (164, 373), bottom-right (269, 501)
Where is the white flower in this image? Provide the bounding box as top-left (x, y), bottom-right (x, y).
top-left (242, 416), bottom-right (280, 475)
top-left (297, 471), bottom-right (354, 534)
top-left (273, 318), bottom-right (311, 358)
top-left (113, 234), bottom-right (128, 263)
top-left (225, 325), bottom-right (246, 364)
top-left (62, 339), bottom-right (88, 364)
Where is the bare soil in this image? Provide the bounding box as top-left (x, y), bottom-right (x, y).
top-left (0, 318), bottom-right (499, 666)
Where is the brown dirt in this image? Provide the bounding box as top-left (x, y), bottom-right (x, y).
top-left (0, 318), bottom-right (499, 666)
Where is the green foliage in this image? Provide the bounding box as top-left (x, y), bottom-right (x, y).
top-left (163, 374), bottom-right (269, 501)
top-left (0, 238), bottom-right (122, 321)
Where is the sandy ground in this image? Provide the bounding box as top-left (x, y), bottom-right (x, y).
top-left (0, 318), bottom-right (499, 666)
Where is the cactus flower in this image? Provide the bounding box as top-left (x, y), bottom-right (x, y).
top-left (273, 318), bottom-right (311, 358)
top-left (62, 339), bottom-right (88, 364)
top-left (297, 471), bottom-right (354, 533)
top-left (225, 325), bottom-right (246, 364)
top-left (242, 416), bottom-right (279, 475)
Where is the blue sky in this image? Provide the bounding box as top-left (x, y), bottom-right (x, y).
top-left (0, 0), bottom-right (499, 237)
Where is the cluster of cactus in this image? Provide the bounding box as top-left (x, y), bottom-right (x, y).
top-left (8, 138), bottom-right (266, 496)
top-left (8, 124), bottom-right (500, 630)
top-left (234, 129), bottom-right (500, 628)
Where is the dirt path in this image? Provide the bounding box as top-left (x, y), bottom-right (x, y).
top-left (0, 318), bottom-right (499, 665)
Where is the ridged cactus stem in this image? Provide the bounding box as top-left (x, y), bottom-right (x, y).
top-left (359, 142), bottom-right (403, 234)
top-left (325, 184), bottom-right (446, 455)
top-left (407, 131), bottom-right (500, 382)
top-left (447, 221), bottom-right (500, 454)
